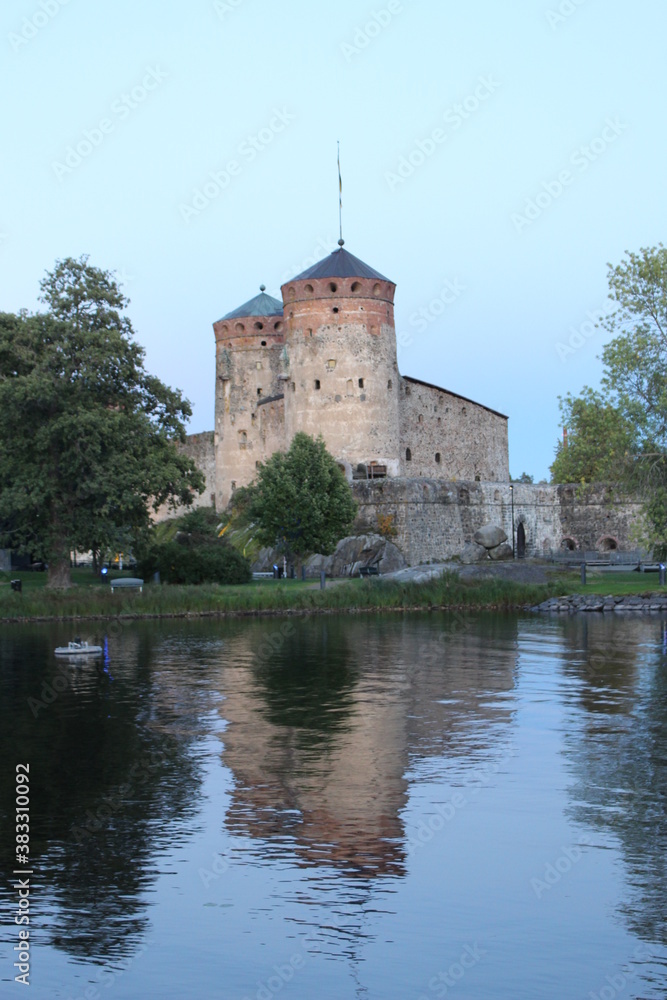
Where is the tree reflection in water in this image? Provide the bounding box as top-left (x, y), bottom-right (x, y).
top-left (560, 616), bottom-right (667, 949)
top-left (0, 624), bottom-right (204, 963)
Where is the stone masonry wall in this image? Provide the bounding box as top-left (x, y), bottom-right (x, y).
top-left (352, 479), bottom-right (642, 565)
top-left (214, 313), bottom-right (286, 508)
top-left (398, 377), bottom-right (509, 482)
top-left (153, 431), bottom-right (216, 522)
top-left (282, 275), bottom-right (401, 477)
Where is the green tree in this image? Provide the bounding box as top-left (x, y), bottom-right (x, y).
top-left (248, 433), bottom-right (357, 568)
top-left (0, 256), bottom-right (204, 588)
top-left (599, 243), bottom-right (667, 448)
top-left (549, 245), bottom-right (667, 549)
top-left (550, 388), bottom-right (636, 483)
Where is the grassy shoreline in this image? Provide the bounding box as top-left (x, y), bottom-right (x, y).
top-left (0, 572), bottom-right (565, 624)
top-left (1, 568), bottom-right (664, 624)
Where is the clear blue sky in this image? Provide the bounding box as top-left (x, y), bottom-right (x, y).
top-left (1, 0), bottom-right (664, 480)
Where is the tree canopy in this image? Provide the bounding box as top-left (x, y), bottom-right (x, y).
top-left (0, 256), bottom-right (204, 587)
top-left (247, 433), bottom-right (357, 564)
top-left (550, 388), bottom-right (636, 484)
top-left (550, 245), bottom-right (667, 550)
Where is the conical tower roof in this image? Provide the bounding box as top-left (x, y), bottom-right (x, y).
top-left (219, 287), bottom-right (283, 322)
top-left (291, 247), bottom-right (391, 283)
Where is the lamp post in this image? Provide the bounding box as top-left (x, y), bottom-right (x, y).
top-left (509, 484), bottom-right (515, 559)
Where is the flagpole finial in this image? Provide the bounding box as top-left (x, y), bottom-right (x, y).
top-left (338, 238), bottom-right (345, 246)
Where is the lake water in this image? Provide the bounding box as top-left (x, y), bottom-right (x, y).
top-left (1, 612), bottom-right (666, 999)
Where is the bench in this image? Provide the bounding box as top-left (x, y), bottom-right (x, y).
top-left (110, 577), bottom-right (144, 593)
top-left (252, 572), bottom-right (275, 579)
top-left (359, 566), bottom-right (379, 577)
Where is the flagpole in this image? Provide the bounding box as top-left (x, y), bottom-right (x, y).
top-left (337, 140), bottom-right (344, 246)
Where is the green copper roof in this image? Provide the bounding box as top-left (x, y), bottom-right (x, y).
top-left (220, 288), bottom-right (283, 321)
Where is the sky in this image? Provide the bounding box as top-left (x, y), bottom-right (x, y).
top-left (1, 0), bottom-right (665, 481)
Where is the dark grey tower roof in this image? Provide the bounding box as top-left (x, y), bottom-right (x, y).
top-left (291, 247), bottom-right (391, 282)
top-left (220, 288), bottom-right (283, 321)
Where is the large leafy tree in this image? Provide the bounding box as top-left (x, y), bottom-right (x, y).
top-left (247, 433), bottom-right (357, 567)
top-left (550, 245), bottom-right (667, 548)
top-left (0, 256), bottom-right (204, 588)
top-left (550, 387), bottom-right (636, 484)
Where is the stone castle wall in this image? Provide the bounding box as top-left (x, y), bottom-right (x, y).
top-left (352, 479), bottom-right (642, 565)
top-left (398, 377), bottom-right (509, 482)
top-left (258, 395), bottom-right (286, 467)
top-left (153, 430), bottom-right (216, 521)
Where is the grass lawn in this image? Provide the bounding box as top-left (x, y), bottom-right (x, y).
top-left (1, 565), bottom-right (664, 623)
top-left (0, 569), bottom-right (563, 622)
top-left (561, 569), bottom-right (666, 597)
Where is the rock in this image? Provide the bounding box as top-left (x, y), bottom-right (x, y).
top-left (383, 563), bottom-right (453, 584)
top-left (473, 524), bottom-right (508, 549)
top-left (303, 533), bottom-right (408, 577)
top-left (489, 542), bottom-right (514, 561)
top-left (460, 542), bottom-right (489, 564)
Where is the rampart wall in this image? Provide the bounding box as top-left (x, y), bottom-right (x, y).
top-left (352, 479), bottom-right (642, 565)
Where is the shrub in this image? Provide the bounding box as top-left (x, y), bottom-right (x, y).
top-left (139, 531), bottom-right (251, 585)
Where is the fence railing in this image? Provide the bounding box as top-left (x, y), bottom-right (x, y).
top-left (544, 549), bottom-right (647, 566)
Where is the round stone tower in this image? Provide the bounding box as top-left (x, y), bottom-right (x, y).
top-left (280, 245), bottom-right (400, 478)
top-left (213, 287), bottom-right (286, 508)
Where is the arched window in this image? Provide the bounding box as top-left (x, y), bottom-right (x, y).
top-left (406, 448), bottom-right (412, 462)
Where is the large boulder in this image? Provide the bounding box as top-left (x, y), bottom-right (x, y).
top-left (489, 542), bottom-right (514, 561)
top-left (473, 524), bottom-right (508, 549)
top-left (460, 541), bottom-right (489, 564)
top-left (301, 533), bottom-right (407, 577)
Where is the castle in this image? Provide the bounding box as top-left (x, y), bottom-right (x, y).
top-left (174, 241), bottom-right (640, 566)
top-left (212, 242), bottom-right (509, 509)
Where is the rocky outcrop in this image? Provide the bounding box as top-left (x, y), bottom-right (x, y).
top-left (252, 534), bottom-right (407, 577)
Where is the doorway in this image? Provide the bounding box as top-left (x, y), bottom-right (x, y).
top-left (517, 522), bottom-right (526, 559)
